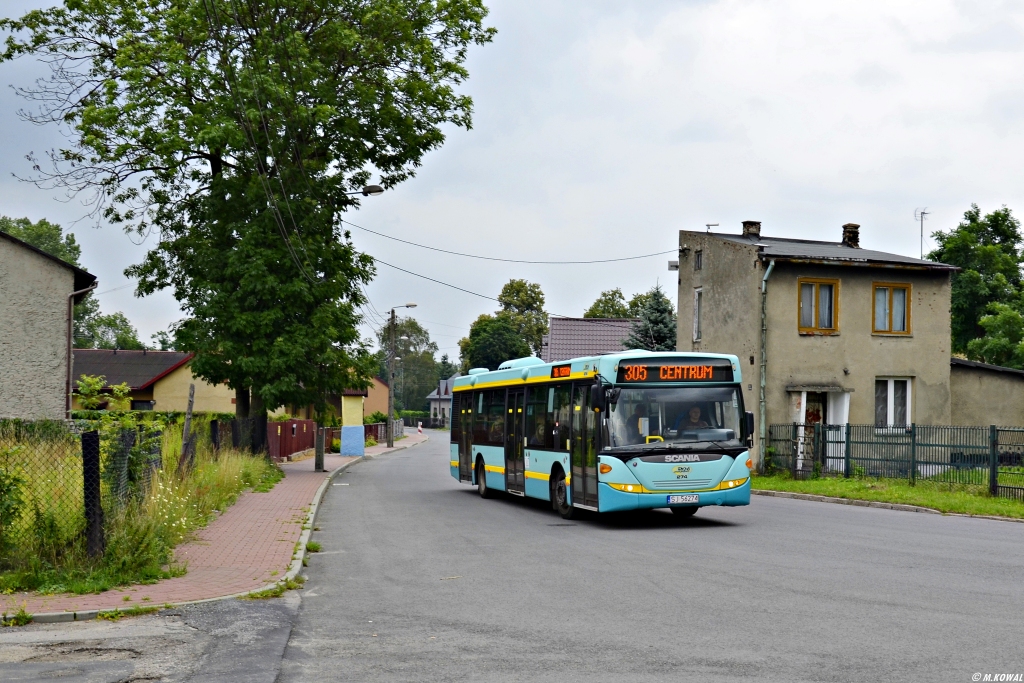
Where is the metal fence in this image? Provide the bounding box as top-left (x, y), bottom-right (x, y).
top-left (767, 423), bottom-right (1024, 500)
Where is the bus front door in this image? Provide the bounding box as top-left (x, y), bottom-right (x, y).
top-left (571, 384), bottom-right (599, 509)
top-left (505, 389), bottom-right (525, 495)
top-left (455, 392), bottom-right (472, 482)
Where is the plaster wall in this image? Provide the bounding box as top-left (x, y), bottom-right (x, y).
top-left (151, 364), bottom-right (236, 413)
top-left (676, 231), bottom-right (763, 447)
top-left (950, 364), bottom-right (1024, 427)
top-left (365, 378), bottom-right (389, 417)
top-left (763, 262), bottom-right (952, 426)
top-left (0, 238), bottom-right (74, 419)
top-left (341, 395), bottom-right (364, 426)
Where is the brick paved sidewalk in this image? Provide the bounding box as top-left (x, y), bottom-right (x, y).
top-left (4, 433), bottom-right (428, 617)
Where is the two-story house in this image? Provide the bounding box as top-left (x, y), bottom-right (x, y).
top-left (675, 221), bottom-right (957, 465)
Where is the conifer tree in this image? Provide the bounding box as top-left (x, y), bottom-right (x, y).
top-left (623, 285), bottom-right (676, 352)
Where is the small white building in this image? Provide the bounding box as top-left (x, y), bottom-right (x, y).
top-left (427, 374), bottom-right (459, 426)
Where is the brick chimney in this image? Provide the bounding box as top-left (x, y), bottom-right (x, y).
top-left (742, 220), bottom-right (761, 238)
top-left (841, 223), bottom-right (860, 248)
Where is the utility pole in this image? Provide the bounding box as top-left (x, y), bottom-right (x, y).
top-left (387, 308), bottom-right (396, 448)
top-left (915, 208), bottom-right (929, 259)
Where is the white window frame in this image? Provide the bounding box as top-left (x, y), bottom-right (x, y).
top-left (693, 288), bottom-right (703, 342)
top-left (875, 377), bottom-right (912, 429)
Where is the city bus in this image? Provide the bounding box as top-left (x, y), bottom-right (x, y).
top-left (449, 351), bottom-right (753, 519)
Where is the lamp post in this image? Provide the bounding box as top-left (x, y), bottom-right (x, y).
top-left (388, 303), bottom-right (417, 447)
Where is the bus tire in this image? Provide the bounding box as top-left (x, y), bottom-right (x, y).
top-left (476, 460), bottom-right (492, 499)
top-left (553, 470), bottom-right (574, 519)
top-left (671, 506), bottom-right (698, 518)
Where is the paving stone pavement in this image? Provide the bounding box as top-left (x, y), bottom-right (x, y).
top-left (3, 434), bottom-right (428, 618)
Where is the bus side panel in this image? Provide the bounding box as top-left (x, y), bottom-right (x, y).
top-left (524, 448), bottom-right (551, 501)
top-left (450, 442), bottom-right (460, 481)
top-left (475, 444), bottom-right (506, 492)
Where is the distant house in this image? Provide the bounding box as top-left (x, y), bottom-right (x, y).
top-left (540, 317), bottom-right (638, 363)
top-left (365, 377), bottom-right (389, 418)
top-left (426, 374), bottom-right (460, 425)
top-left (1, 230), bottom-right (97, 420)
top-left (71, 349), bottom-right (235, 413)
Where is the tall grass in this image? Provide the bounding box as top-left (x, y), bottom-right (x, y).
top-left (0, 417), bottom-right (281, 595)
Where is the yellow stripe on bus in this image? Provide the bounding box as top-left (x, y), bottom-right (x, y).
top-left (484, 464), bottom-right (505, 474)
top-left (452, 370), bottom-right (595, 392)
top-left (524, 471), bottom-right (550, 481)
top-left (449, 460), bottom-right (459, 467)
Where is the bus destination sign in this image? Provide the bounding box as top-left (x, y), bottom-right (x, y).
top-left (550, 364), bottom-right (572, 379)
top-left (616, 358), bottom-right (733, 383)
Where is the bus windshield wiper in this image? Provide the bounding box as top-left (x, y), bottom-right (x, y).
top-left (604, 440), bottom-right (745, 456)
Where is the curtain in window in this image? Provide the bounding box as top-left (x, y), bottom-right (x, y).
top-left (800, 283), bottom-right (815, 328)
top-left (893, 380), bottom-right (908, 425)
top-left (875, 287), bottom-right (889, 331)
top-left (892, 288), bottom-right (907, 332)
top-left (874, 380), bottom-right (888, 427)
top-left (818, 284), bottom-right (834, 329)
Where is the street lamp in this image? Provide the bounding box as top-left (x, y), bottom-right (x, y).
top-left (346, 185), bottom-right (385, 196)
top-left (388, 303), bottom-right (417, 447)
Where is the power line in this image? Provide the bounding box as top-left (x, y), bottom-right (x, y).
top-left (343, 219), bottom-right (675, 264)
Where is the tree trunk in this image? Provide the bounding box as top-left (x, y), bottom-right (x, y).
top-left (235, 387), bottom-right (250, 418)
top-left (251, 392), bottom-right (266, 417)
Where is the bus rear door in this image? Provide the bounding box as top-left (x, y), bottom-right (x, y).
top-left (505, 388), bottom-right (525, 495)
top-left (454, 392), bottom-right (472, 482)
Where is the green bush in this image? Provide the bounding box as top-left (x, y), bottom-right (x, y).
top-left (365, 437), bottom-right (378, 448)
top-left (398, 410), bottom-right (429, 420)
top-left (364, 411), bottom-right (388, 425)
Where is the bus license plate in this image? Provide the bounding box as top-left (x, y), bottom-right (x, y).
top-left (667, 494), bottom-right (699, 504)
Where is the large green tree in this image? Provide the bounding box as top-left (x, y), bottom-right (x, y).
top-left (459, 314), bottom-right (531, 371)
top-left (2, 1), bottom-right (494, 418)
top-left (583, 288), bottom-right (630, 318)
top-left (80, 312), bottom-right (146, 350)
top-left (375, 316), bottom-right (440, 412)
top-left (928, 204), bottom-right (1024, 354)
top-left (497, 279), bottom-right (548, 356)
top-left (623, 285), bottom-right (676, 351)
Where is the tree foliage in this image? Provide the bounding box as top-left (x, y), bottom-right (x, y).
top-left (584, 288), bottom-right (629, 318)
top-left (459, 314), bottom-right (531, 371)
top-left (375, 316), bottom-right (441, 412)
top-left (497, 279), bottom-right (548, 355)
top-left (966, 302), bottom-right (1024, 368)
top-left (1, 0), bottom-right (495, 418)
top-left (623, 285), bottom-right (676, 352)
top-left (929, 204), bottom-right (1024, 354)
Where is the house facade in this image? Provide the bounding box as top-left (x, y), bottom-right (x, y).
top-left (71, 349), bottom-right (235, 413)
top-left (426, 374), bottom-right (459, 425)
top-left (675, 221), bottom-right (957, 465)
top-left (1, 230), bottom-right (96, 420)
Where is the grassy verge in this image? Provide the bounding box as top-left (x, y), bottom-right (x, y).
top-left (0, 418), bottom-right (283, 595)
top-left (752, 473), bottom-right (1024, 519)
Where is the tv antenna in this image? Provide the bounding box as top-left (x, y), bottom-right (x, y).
top-left (706, 223), bottom-right (719, 233)
top-left (914, 208), bottom-right (929, 259)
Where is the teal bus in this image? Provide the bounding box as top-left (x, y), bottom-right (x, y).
top-left (449, 351), bottom-right (753, 519)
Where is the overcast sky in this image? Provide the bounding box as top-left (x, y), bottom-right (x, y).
top-left (3, 0), bottom-right (1024, 357)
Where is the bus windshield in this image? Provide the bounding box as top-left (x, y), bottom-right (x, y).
top-left (606, 386), bottom-right (743, 450)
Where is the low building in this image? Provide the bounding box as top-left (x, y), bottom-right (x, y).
top-left (949, 358), bottom-right (1024, 427)
top-left (71, 349), bottom-right (235, 413)
top-left (541, 317), bottom-right (638, 363)
top-left (364, 377), bottom-right (389, 418)
top-left (1, 230), bottom-right (96, 420)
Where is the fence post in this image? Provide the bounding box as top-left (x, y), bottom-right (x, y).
top-left (990, 425), bottom-right (999, 496)
top-left (844, 423), bottom-right (851, 478)
top-left (82, 431), bottom-right (105, 558)
top-left (210, 419), bottom-right (220, 452)
top-left (909, 423), bottom-right (917, 486)
top-left (315, 426), bottom-right (325, 473)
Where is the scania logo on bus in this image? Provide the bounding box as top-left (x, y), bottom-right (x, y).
top-left (664, 454), bottom-right (701, 463)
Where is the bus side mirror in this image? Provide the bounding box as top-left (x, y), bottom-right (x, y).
top-left (590, 384), bottom-right (607, 411)
top-left (745, 412), bottom-right (755, 444)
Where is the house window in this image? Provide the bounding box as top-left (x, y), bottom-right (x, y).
top-left (693, 288), bottom-right (703, 342)
top-left (694, 250), bottom-right (703, 271)
top-left (875, 378), bottom-right (911, 427)
top-left (798, 278), bottom-right (839, 333)
top-left (873, 283), bottom-right (911, 334)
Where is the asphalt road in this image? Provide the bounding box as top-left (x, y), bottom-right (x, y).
top-left (282, 431), bottom-right (1024, 683)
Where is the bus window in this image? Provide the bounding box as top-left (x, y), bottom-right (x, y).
top-left (484, 389), bottom-right (506, 445)
top-left (451, 393), bottom-right (461, 444)
top-left (525, 387), bottom-right (552, 449)
top-left (472, 392), bottom-right (489, 444)
top-left (550, 384), bottom-right (571, 451)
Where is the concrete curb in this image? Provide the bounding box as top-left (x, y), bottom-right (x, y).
top-left (19, 436), bottom-right (429, 625)
top-left (751, 488), bottom-right (1024, 523)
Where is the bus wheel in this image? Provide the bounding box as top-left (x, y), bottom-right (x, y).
top-left (671, 506), bottom-right (698, 518)
top-left (477, 461), bottom-right (492, 499)
top-left (554, 472), bottom-right (574, 519)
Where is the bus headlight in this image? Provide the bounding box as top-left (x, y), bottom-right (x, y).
top-left (606, 482), bottom-right (643, 493)
top-left (717, 477), bottom-right (749, 490)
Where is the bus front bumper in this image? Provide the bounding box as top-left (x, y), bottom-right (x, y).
top-left (597, 479), bottom-right (751, 513)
